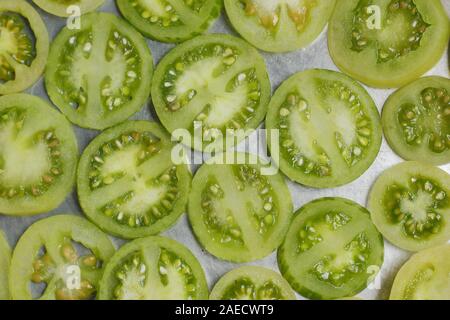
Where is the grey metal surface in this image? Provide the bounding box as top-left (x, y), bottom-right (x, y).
top-left (1, 0), bottom-right (449, 300)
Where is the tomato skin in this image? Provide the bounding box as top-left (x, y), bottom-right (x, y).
top-left (278, 197), bottom-right (384, 300)
top-left (98, 236), bottom-right (208, 300)
top-left (328, 0), bottom-right (450, 88)
top-left (224, 0), bottom-right (336, 53)
top-left (368, 161), bottom-right (450, 252)
top-left (0, 94), bottom-right (78, 216)
top-left (390, 244), bottom-right (450, 300)
top-left (382, 76), bottom-right (450, 166)
top-left (0, 0), bottom-right (49, 95)
top-left (77, 121), bottom-right (192, 239)
top-left (9, 215), bottom-right (115, 300)
top-left (117, 0), bottom-right (222, 43)
top-left (45, 12), bottom-right (154, 130)
top-left (32, 0), bottom-right (105, 17)
top-left (0, 231), bottom-right (10, 300)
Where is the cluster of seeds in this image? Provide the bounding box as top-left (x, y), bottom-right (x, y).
top-left (222, 277), bottom-right (284, 300)
top-left (0, 108), bottom-right (63, 199)
top-left (32, 241), bottom-right (99, 300)
top-left (161, 44), bottom-right (247, 112)
top-left (57, 28), bottom-right (142, 112)
top-left (131, 0), bottom-right (182, 28)
top-left (241, 0), bottom-right (315, 33)
top-left (320, 80), bottom-right (372, 165)
top-left (0, 12), bottom-right (36, 82)
top-left (297, 212), bottom-right (351, 253)
top-left (352, 0), bottom-right (429, 62)
top-left (383, 177), bottom-right (448, 239)
top-left (311, 232), bottom-right (370, 287)
top-left (233, 164), bottom-right (277, 235)
top-left (88, 131), bottom-right (161, 190)
top-left (277, 92), bottom-right (332, 177)
top-left (114, 249), bottom-right (197, 299)
top-left (101, 167), bottom-right (180, 228)
top-left (201, 179), bottom-right (244, 244)
top-left (399, 87), bottom-right (450, 152)
top-left (402, 266), bottom-right (435, 299)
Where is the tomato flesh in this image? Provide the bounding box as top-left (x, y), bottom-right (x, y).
top-left (0, 230), bottom-right (10, 300)
top-left (117, 0), bottom-right (222, 43)
top-left (390, 245), bottom-right (450, 300)
top-left (151, 34), bottom-right (271, 152)
top-left (382, 76), bottom-right (450, 165)
top-left (0, 94), bottom-right (78, 216)
top-left (266, 69), bottom-right (382, 188)
top-left (9, 215), bottom-right (115, 300)
top-left (99, 236), bottom-right (208, 300)
top-left (278, 197), bottom-right (384, 300)
top-left (0, 0), bottom-right (49, 95)
top-left (368, 161), bottom-right (450, 252)
top-left (78, 121), bottom-right (192, 239)
top-left (45, 12), bottom-right (154, 130)
top-left (210, 266), bottom-right (296, 300)
top-left (225, 0), bottom-right (336, 52)
top-left (188, 153), bottom-right (293, 262)
top-left (328, 0), bottom-right (450, 88)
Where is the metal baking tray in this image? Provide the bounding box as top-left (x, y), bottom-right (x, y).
top-left (1, 0), bottom-right (449, 300)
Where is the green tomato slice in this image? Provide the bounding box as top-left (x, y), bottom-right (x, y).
top-left (9, 215), bottom-right (115, 300)
top-left (0, 94), bottom-right (78, 216)
top-left (99, 236), bottom-right (208, 300)
top-left (210, 266), bottom-right (296, 300)
top-left (328, 0), bottom-right (450, 88)
top-left (188, 153), bottom-right (293, 262)
top-left (368, 161), bottom-right (450, 252)
top-left (278, 197), bottom-right (384, 300)
top-left (45, 12), bottom-right (154, 130)
top-left (0, 0), bottom-right (49, 95)
top-left (78, 121), bottom-right (192, 239)
top-left (33, 0), bottom-right (105, 17)
top-left (151, 34), bottom-right (271, 152)
top-left (224, 0), bottom-right (336, 52)
top-left (0, 230), bottom-right (11, 300)
top-left (266, 69), bottom-right (382, 188)
top-left (117, 0), bottom-right (222, 43)
top-left (382, 76), bottom-right (450, 165)
top-left (390, 244), bottom-right (450, 300)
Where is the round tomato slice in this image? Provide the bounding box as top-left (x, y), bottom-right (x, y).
top-left (188, 153), bottom-right (293, 263)
top-left (224, 0), bottom-right (336, 52)
top-left (0, 94), bottom-right (78, 216)
top-left (278, 197), bottom-right (384, 300)
top-left (382, 76), bottom-right (450, 165)
top-left (9, 215), bottom-right (115, 300)
top-left (0, 230), bottom-right (10, 300)
top-left (328, 0), bottom-right (450, 88)
top-left (390, 245), bottom-right (450, 300)
top-left (266, 69), bottom-right (382, 188)
top-left (78, 121), bottom-right (192, 239)
top-left (33, 0), bottom-right (105, 17)
top-left (368, 161), bottom-right (450, 252)
top-left (117, 0), bottom-right (222, 43)
top-left (151, 34), bottom-right (271, 152)
top-left (45, 12), bottom-right (153, 130)
top-left (210, 266), bottom-right (296, 300)
top-left (0, 0), bottom-right (49, 95)
top-left (99, 236), bottom-right (208, 300)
